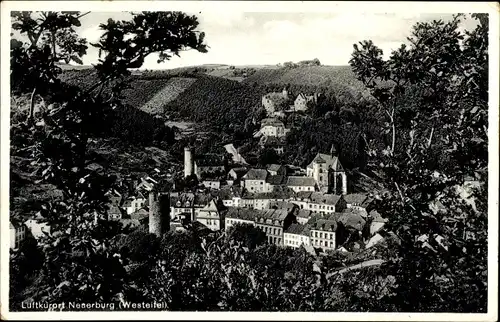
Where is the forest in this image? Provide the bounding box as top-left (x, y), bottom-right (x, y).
top-left (8, 11), bottom-right (489, 313)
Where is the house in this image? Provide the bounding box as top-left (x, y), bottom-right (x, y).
top-left (286, 176), bottom-right (316, 192)
top-left (108, 205), bottom-right (123, 221)
top-left (294, 93), bottom-right (317, 111)
top-left (201, 177), bottom-right (224, 190)
top-left (368, 210), bottom-right (387, 235)
top-left (227, 167), bottom-right (248, 186)
top-left (268, 200), bottom-right (299, 214)
top-left (309, 219), bottom-right (337, 250)
top-left (169, 192), bottom-right (213, 221)
top-left (224, 143), bottom-right (248, 165)
top-left (225, 208), bottom-right (258, 230)
top-left (254, 208), bottom-right (296, 246)
top-left (284, 223), bottom-right (311, 248)
top-left (305, 147), bottom-right (347, 194)
top-left (24, 213), bottom-right (51, 240)
top-left (262, 88), bottom-right (288, 115)
top-left (10, 220), bottom-right (27, 249)
top-left (195, 199), bottom-right (226, 231)
top-left (343, 193), bottom-right (371, 213)
top-left (265, 174), bottom-right (286, 192)
top-left (259, 136), bottom-right (286, 155)
top-left (267, 164), bottom-right (286, 176)
top-left (258, 118), bottom-right (290, 138)
top-left (296, 209), bottom-right (313, 225)
top-left (289, 192), bottom-right (345, 214)
top-left (216, 186), bottom-right (244, 207)
top-left (125, 192), bottom-right (147, 215)
top-left (242, 169), bottom-right (270, 193)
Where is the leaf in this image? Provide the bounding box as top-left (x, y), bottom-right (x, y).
top-left (71, 55), bottom-right (83, 65)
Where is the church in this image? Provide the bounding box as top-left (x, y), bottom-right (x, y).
top-left (305, 146), bottom-right (347, 194)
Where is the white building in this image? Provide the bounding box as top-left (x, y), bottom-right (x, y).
top-left (286, 176), bottom-right (316, 192)
top-left (10, 220), bottom-right (27, 249)
top-left (306, 149), bottom-right (347, 194)
top-left (242, 169), bottom-right (270, 193)
top-left (195, 199), bottom-right (225, 231)
top-left (284, 223), bottom-right (311, 248)
top-left (309, 219), bottom-right (337, 250)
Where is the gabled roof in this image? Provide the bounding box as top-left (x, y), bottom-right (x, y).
top-left (267, 174), bottom-right (286, 185)
top-left (226, 208), bottom-right (258, 221)
top-left (255, 208), bottom-right (290, 222)
top-left (309, 192), bottom-right (341, 205)
top-left (343, 193), bottom-right (368, 205)
top-left (296, 209), bottom-right (313, 218)
top-left (309, 219), bottom-right (338, 232)
top-left (333, 212), bottom-right (366, 231)
top-left (216, 186), bottom-right (243, 199)
top-left (228, 167), bottom-right (248, 179)
top-left (286, 176), bottom-right (316, 187)
top-left (267, 164), bottom-right (283, 172)
top-left (285, 223), bottom-right (308, 235)
top-left (243, 169), bottom-right (268, 181)
top-left (268, 200), bottom-right (298, 212)
top-left (200, 199), bottom-right (221, 213)
top-left (307, 153), bottom-right (343, 171)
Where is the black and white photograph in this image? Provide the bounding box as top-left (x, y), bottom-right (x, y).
top-left (1, 1), bottom-right (498, 320)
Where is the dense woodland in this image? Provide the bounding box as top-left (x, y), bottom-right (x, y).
top-left (9, 11), bottom-right (489, 313)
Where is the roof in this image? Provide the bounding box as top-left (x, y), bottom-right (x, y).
top-left (243, 187), bottom-right (295, 200)
top-left (343, 193), bottom-right (368, 205)
top-left (268, 200), bottom-right (298, 212)
top-left (286, 176), bottom-right (316, 187)
top-left (261, 118), bottom-right (285, 128)
top-left (226, 208), bottom-right (258, 221)
top-left (307, 153), bottom-right (343, 171)
top-left (309, 219), bottom-right (338, 232)
top-left (267, 174), bottom-right (286, 185)
top-left (255, 208), bottom-right (290, 222)
top-left (216, 186), bottom-right (243, 199)
top-left (333, 212), bottom-right (366, 231)
top-left (260, 136), bottom-right (285, 147)
top-left (170, 192), bottom-right (213, 207)
top-left (119, 219), bottom-right (142, 229)
top-left (285, 223), bottom-right (308, 235)
top-left (228, 167), bottom-right (248, 179)
top-left (243, 169), bottom-right (268, 181)
top-left (369, 210), bottom-right (388, 223)
top-left (199, 199), bottom-right (221, 213)
top-left (130, 209), bottom-right (149, 220)
top-left (296, 209), bottom-right (313, 218)
top-left (294, 191), bottom-right (313, 200)
top-left (267, 164), bottom-right (283, 172)
top-left (309, 192), bottom-right (341, 205)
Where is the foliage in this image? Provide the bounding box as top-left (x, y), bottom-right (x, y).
top-left (226, 224), bottom-right (267, 250)
top-left (10, 10), bottom-right (207, 308)
top-left (349, 13), bottom-right (488, 312)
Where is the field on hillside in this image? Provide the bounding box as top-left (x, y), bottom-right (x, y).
top-left (136, 77), bottom-right (197, 114)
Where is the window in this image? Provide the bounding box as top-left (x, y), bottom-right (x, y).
top-left (315, 231), bottom-right (318, 238)
top-left (319, 232), bottom-right (323, 238)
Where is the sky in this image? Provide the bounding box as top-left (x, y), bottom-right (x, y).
top-left (18, 11), bottom-right (481, 69)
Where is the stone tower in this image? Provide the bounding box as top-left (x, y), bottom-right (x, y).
top-left (282, 87), bottom-right (289, 100)
top-left (148, 191), bottom-right (170, 237)
top-left (184, 147), bottom-right (193, 178)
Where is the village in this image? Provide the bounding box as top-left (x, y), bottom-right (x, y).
top-left (10, 88), bottom-right (392, 257)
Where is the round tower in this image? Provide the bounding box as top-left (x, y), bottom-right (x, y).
top-left (184, 147), bottom-right (193, 178)
top-left (149, 191), bottom-right (161, 237)
top-left (282, 87), bottom-right (288, 100)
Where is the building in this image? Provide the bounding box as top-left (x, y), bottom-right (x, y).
top-left (294, 93), bottom-right (318, 111)
top-left (25, 214), bottom-right (51, 240)
top-left (343, 193), bottom-right (370, 211)
top-left (284, 223), bottom-right (311, 248)
top-left (257, 118), bottom-right (290, 138)
top-left (267, 164), bottom-right (286, 176)
top-left (259, 136), bottom-right (286, 155)
top-left (242, 169), bottom-right (270, 193)
top-left (286, 176), bottom-right (316, 192)
top-left (368, 210), bottom-right (387, 236)
top-left (305, 147), bottom-right (347, 194)
top-left (201, 178), bottom-right (224, 190)
top-left (216, 186), bottom-right (244, 207)
top-left (262, 89), bottom-right (288, 115)
top-left (169, 192), bottom-right (213, 221)
top-left (265, 174), bottom-right (286, 192)
top-left (309, 219), bottom-right (337, 250)
top-left (289, 192), bottom-right (346, 215)
top-left (125, 192), bottom-right (147, 215)
top-left (254, 208), bottom-right (296, 246)
top-left (195, 199), bottom-right (226, 231)
top-left (296, 209), bottom-right (313, 225)
top-left (227, 167), bottom-right (248, 186)
top-left (224, 143), bottom-right (248, 165)
top-left (10, 220), bottom-right (27, 249)
top-left (225, 208), bottom-right (258, 230)
top-left (108, 205), bottom-right (123, 221)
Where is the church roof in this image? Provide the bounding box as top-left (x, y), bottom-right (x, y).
top-left (307, 153), bottom-right (343, 171)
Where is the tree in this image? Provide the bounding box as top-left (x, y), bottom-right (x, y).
top-left (227, 224), bottom-right (267, 250)
top-left (349, 14), bottom-right (488, 312)
top-left (10, 11), bottom-right (207, 307)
